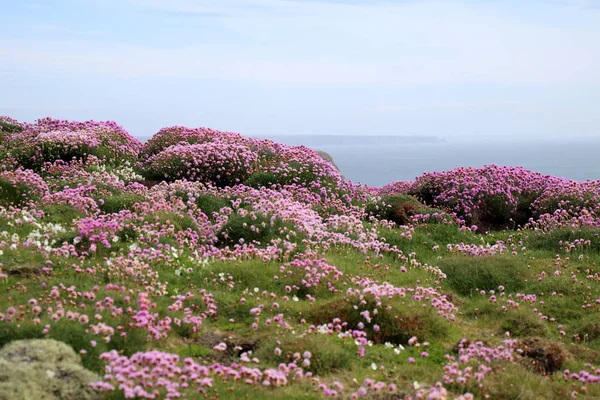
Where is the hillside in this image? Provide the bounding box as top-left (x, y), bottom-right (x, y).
top-left (1, 116), bottom-right (600, 399)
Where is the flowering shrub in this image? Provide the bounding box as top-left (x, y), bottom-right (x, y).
top-left (0, 169), bottom-right (48, 206)
top-left (532, 180), bottom-right (600, 217)
top-left (249, 143), bottom-right (345, 189)
top-left (408, 165), bottom-right (561, 228)
top-left (145, 142), bottom-right (258, 186)
top-left (401, 165), bottom-right (600, 229)
top-left (141, 125), bottom-right (248, 159)
top-left (379, 180), bottom-right (414, 196)
top-left (5, 118), bottom-right (142, 170)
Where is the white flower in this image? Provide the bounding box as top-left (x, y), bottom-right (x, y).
top-left (371, 363), bottom-right (377, 370)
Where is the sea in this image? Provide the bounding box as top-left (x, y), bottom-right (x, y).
top-left (137, 135), bottom-right (600, 188)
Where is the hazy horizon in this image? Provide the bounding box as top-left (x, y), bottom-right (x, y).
top-left (2, 0), bottom-right (600, 141)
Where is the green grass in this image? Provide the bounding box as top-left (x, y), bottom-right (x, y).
top-left (439, 255), bottom-right (527, 296)
top-left (97, 193), bottom-right (147, 214)
top-left (0, 178), bottom-right (35, 207)
top-left (4, 197), bottom-right (600, 399)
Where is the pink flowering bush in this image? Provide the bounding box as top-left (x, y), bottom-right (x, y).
top-left (4, 117), bottom-right (142, 170)
top-left (247, 142), bottom-right (345, 189)
top-left (0, 168), bottom-right (49, 206)
top-left (145, 142), bottom-right (258, 186)
top-left (532, 180), bottom-right (600, 217)
top-left (379, 180), bottom-right (415, 196)
top-left (401, 165), bottom-right (600, 229)
top-left (141, 125), bottom-right (249, 159)
top-left (409, 165), bottom-right (555, 227)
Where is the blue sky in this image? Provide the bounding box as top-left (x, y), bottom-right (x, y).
top-left (1, 0), bottom-right (600, 140)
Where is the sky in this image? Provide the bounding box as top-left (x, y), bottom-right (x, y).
top-left (1, 0), bottom-right (600, 140)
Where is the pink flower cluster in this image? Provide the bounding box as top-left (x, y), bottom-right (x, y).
top-left (384, 165), bottom-right (600, 227)
top-left (3, 117), bottom-right (142, 169)
top-left (91, 349), bottom-right (312, 398)
top-left (147, 142), bottom-right (259, 186)
top-left (0, 168), bottom-right (49, 198)
top-left (141, 125), bottom-right (248, 159)
top-left (357, 283), bottom-right (457, 321)
top-left (379, 180), bottom-right (415, 196)
top-left (442, 339), bottom-right (519, 386)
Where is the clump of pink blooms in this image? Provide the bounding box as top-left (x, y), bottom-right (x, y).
top-left (90, 349), bottom-right (312, 398)
top-left (141, 125), bottom-right (249, 159)
top-left (0, 168), bottom-right (49, 198)
top-left (3, 117), bottom-right (142, 169)
top-left (146, 141), bottom-right (259, 186)
top-left (385, 164), bottom-right (600, 227)
top-left (379, 180), bottom-right (415, 196)
top-left (442, 339), bottom-right (519, 387)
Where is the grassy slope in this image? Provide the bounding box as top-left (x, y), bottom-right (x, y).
top-left (2, 210), bottom-right (600, 399)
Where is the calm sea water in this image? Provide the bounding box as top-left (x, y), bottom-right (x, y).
top-left (257, 136), bottom-right (600, 187)
top-left (137, 135), bottom-right (600, 187)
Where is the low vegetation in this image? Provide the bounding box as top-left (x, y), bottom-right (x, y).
top-left (1, 115), bottom-right (600, 399)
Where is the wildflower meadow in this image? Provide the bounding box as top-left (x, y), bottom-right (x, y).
top-left (1, 115), bottom-right (600, 399)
